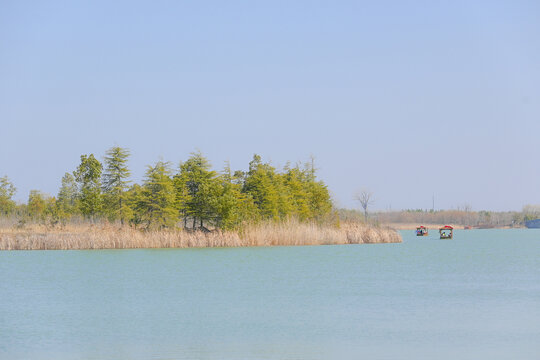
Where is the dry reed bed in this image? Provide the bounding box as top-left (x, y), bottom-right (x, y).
top-left (0, 222), bottom-right (401, 250)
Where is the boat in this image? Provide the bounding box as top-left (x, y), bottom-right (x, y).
top-left (525, 219), bottom-right (540, 229)
top-left (439, 225), bottom-right (453, 239)
top-left (416, 226), bottom-right (428, 236)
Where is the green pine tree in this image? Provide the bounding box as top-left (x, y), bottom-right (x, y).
top-left (102, 146), bottom-right (132, 223)
top-left (73, 154), bottom-right (103, 219)
top-left (177, 151), bottom-right (220, 229)
top-left (215, 167), bottom-right (260, 230)
top-left (137, 161), bottom-right (178, 229)
top-left (243, 155), bottom-right (284, 221)
top-left (282, 166), bottom-right (311, 220)
top-left (57, 172), bottom-right (79, 219)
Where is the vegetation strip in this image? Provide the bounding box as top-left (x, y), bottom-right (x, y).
top-left (0, 222), bottom-right (401, 250)
top-left (1, 147), bottom-right (336, 231)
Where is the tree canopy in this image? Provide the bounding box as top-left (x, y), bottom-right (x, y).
top-left (73, 154), bottom-right (103, 218)
top-left (102, 146), bottom-right (131, 223)
top-left (0, 176), bottom-right (17, 215)
top-left (1, 148), bottom-right (334, 230)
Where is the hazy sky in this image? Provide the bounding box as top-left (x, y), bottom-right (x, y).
top-left (1, 0), bottom-right (539, 211)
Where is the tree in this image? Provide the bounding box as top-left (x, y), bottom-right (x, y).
top-left (0, 175), bottom-right (16, 215)
top-left (305, 178), bottom-right (332, 220)
top-left (172, 168), bottom-right (191, 229)
top-left (242, 154), bottom-right (282, 220)
top-left (282, 166), bottom-right (310, 220)
top-left (27, 190), bottom-right (48, 219)
top-left (176, 151), bottom-right (220, 229)
top-left (241, 155), bottom-right (333, 223)
top-left (125, 183), bottom-right (144, 226)
top-left (214, 165), bottom-right (260, 230)
top-left (354, 189), bottom-right (373, 222)
top-left (281, 160), bottom-right (332, 222)
top-left (73, 154), bottom-right (103, 219)
top-left (136, 161), bottom-right (178, 229)
top-left (57, 172), bottom-right (79, 218)
top-left (523, 204), bottom-right (540, 221)
top-left (102, 146), bottom-right (131, 223)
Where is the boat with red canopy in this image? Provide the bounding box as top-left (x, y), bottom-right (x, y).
top-left (416, 226), bottom-right (428, 236)
top-left (439, 225), bottom-right (453, 239)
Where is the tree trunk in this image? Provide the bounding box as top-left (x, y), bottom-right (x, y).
top-left (119, 197), bottom-right (124, 225)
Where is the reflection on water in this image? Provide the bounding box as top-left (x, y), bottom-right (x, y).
top-left (1, 229), bottom-right (539, 360)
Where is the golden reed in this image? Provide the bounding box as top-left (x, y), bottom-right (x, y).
top-left (0, 221), bottom-right (401, 250)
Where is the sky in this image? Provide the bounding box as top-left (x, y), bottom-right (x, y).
top-left (1, 0), bottom-right (539, 211)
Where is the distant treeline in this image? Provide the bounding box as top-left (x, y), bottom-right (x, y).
top-left (339, 208), bottom-right (534, 226)
top-left (0, 147), bottom-right (333, 230)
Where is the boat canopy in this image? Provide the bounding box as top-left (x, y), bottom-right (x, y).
top-left (439, 225), bottom-right (453, 230)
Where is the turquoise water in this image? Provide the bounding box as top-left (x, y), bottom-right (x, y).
top-left (1, 229), bottom-right (539, 360)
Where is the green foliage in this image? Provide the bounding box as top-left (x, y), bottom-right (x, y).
top-left (305, 178), bottom-right (333, 220)
top-left (24, 190), bottom-right (58, 225)
top-left (281, 163), bottom-right (332, 221)
top-left (136, 161), bottom-right (178, 229)
top-left (27, 190), bottom-right (48, 219)
top-left (176, 152), bottom-right (220, 229)
top-left (56, 172), bottom-right (79, 219)
top-left (102, 146), bottom-right (131, 222)
top-left (521, 205), bottom-right (540, 222)
top-left (172, 156), bottom-right (262, 230)
top-left (282, 166), bottom-right (311, 220)
top-left (241, 155), bottom-right (332, 223)
top-left (0, 175), bottom-right (16, 215)
top-left (214, 171), bottom-right (260, 230)
top-left (242, 155), bottom-right (282, 220)
top-left (73, 154), bottom-right (103, 218)
top-left (8, 148), bottom-right (334, 230)
top-left (125, 183), bottom-right (144, 226)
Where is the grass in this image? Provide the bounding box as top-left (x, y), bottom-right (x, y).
top-left (0, 220), bottom-right (401, 250)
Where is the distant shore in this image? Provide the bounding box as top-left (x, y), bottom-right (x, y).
top-left (0, 221), bottom-right (401, 250)
top-left (388, 223), bottom-right (522, 230)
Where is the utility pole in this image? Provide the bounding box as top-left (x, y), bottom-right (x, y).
top-left (432, 193), bottom-right (435, 212)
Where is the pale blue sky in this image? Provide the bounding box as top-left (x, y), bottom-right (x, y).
top-left (1, 0), bottom-right (539, 211)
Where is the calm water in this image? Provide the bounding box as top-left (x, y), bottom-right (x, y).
top-left (1, 229), bottom-right (539, 360)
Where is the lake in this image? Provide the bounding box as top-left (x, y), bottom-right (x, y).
top-left (1, 229), bottom-right (539, 359)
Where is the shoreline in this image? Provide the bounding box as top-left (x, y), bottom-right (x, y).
top-left (0, 222), bottom-right (402, 250)
top-left (388, 223), bottom-right (523, 230)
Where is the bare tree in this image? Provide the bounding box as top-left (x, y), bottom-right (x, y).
top-left (354, 189), bottom-right (373, 222)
